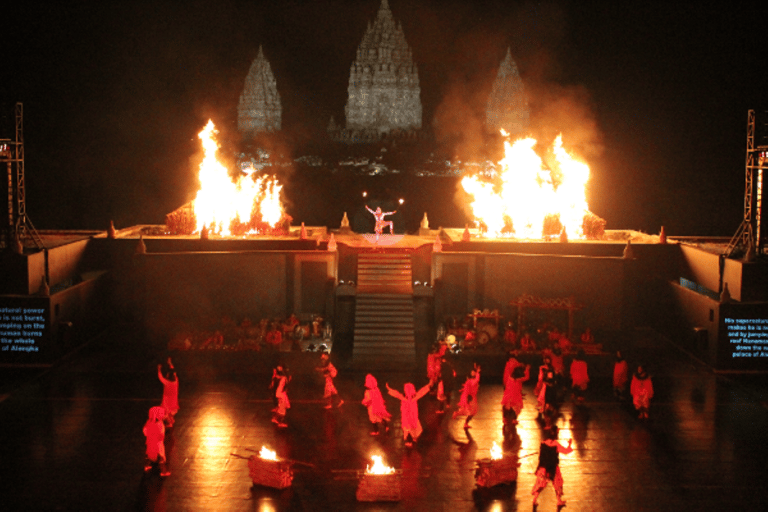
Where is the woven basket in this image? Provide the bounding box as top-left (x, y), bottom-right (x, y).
top-left (248, 456), bottom-right (294, 489)
top-left (475, 457), bottom-right (519, 488)
top-left (356, 470), bottom-right (402, 502)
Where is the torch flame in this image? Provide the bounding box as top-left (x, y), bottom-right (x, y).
top-left (462, 132), bottom-right (593, 239)
top-left (259, 446), bottom-right (278, 460)
top-left (490, 442), bottom-right (503, 460)
top-left (192, 120), bottom-right (285, 236)
top-left (365, 455), bottom-right (395, 475)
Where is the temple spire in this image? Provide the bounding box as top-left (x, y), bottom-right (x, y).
top-left (238, 46), bottom-right (282, 138)
top-left (342, 0), bottom-right (422, 140)
top-left (486, 47), bottom-right (529, 136)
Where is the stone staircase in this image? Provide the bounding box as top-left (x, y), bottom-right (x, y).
top-left (352, 253), bottom-right (416, 369)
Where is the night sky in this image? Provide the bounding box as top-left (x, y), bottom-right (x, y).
top-left (2, 1), bottom-right (766, 236)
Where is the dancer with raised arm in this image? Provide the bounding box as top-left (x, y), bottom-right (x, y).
top-left (158, 358), bottom-right (179, 428)
top-left (532, 428), bottom-right (573, 507)
top-left (386, 381), bottom-right (431, 447)
top-left (366, 205), bottom-right (396, 241)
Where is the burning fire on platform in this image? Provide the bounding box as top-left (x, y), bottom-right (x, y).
top-left (461, 132), bottom-right (605, 240)
top-left (490, 441), bottom-right (503, 460)
top-left (259, 446), bottom-right (278, 460)
top-left (365, 455), bottom-right (396, 475)
top-left (166, 120), bottom-right (289, 236)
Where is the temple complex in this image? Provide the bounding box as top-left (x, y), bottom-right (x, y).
top-left (337, 0), bottom-right (422, 142)
top-left (486, 48), bottom-right (529, 136)
top-left (237, 46), bottom-right (282, 138)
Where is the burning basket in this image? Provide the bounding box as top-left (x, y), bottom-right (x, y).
top-left (475, 443), bottom-right (519, 488)
top-left (246, 447), bottom-right (294, 490)
top-left (356, 456), bottom-right (402, 502)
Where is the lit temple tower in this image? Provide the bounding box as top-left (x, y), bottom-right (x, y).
top-left (238, 46), bottom-right (282, 138)
top-left (344, 0), bottom-right (422, 138)
top-left (486, 48), bottom-right (529, 136)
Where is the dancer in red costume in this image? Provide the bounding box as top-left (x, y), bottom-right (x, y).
top-left (502, 362), bottom-right (530, 431)
top-left (270, 363), bottom-right (291, 428)
top-left (316, 352), bottom-right (343, 409)
top-left (569, 349), bottom-right (589, 403)
top-left (631, 364), bottom-right (654, 419)
top-left (143, 406), bottom-right (170, 476)
top-left (453, 363), bottom-right (481, 429)
top-left (158, 358), bottom-right (179, 428)
top-left (362, 374), bottom-right (391, 435)
top-left (386, 381), bottom-right (431, 447)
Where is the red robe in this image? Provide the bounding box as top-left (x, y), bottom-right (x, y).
top-left (388, 383), bottom-right (430, 440)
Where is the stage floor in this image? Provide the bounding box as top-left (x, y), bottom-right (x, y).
top-left (1, 326), bottom-right (767, 511)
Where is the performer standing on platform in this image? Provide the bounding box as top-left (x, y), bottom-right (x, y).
top-left (502, 362), bottom-right (530, 431)
top-left (143, 406), bottom-right (170, 477)
top-left (317, 352), bottom-right (343, 409)
top-left (362, 374), bottom-right (391, 435)
top-left (531, 428), bottom-right (573, 507)
top-left (270, 363), bottom-right (291, 427)
top-left (569, 349), bottom-right (589, 403)
top-left (366, 205), bottom-right (396, 239)
top-left (613, 351), bottom-right (629, 399)
top-left (158, 358), bottom-right (179, 428)
top-left (631, 364), bottom-right (654, 419)
top-left (386, 381), bottom-right (431, 447)
top-left (453, 363), bottom-right (481, 429)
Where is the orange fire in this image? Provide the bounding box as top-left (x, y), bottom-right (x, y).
top-left (490, 442), bottom-right (503, 460)
top-left (259, 446), bottom-right (278, 460)
top-left (365, 455), bottom-right (395, 475)
top-left (192, 120), bottom-right (285, 236)
top-left (462, 131), bottom-right (595, 239)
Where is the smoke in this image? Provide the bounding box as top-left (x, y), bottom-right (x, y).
top-left (428, 1), bottom-right (605, 221)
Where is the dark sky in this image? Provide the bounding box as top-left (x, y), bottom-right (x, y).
top-left (1, 0), bottom-right (766, 235)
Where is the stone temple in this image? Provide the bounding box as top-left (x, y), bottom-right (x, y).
top-left (486, 48), bottom-right (529, 136)
top-left (336, 0), bottom-right (422, 142)
top-left (237, 46), bottom-right (282, 138)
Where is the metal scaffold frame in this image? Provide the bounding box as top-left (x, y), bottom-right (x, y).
top-left (727, 109), bottom-right (767, 258)
top-left (1, 102), bottom-right (43, 251)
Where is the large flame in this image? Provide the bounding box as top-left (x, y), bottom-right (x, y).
top-left (192, 120), bottom-right (285, 236)
top-left (462, 132), bottom-right (594, 239)
top-left (259, 446), bottom-right (278, 460)
top-left (365, 455), bottom-right (396, 475)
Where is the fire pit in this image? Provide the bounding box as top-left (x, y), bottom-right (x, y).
top-left (475, 442), bottom-right (519, 488)
top-left (247, 446), bottom-right (294, 490)
top-left (356, 455), bottom-right (401, 502)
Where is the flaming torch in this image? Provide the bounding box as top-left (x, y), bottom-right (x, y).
top-left (357, 454), bottom-right (401, 502)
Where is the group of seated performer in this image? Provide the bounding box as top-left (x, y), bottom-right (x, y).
top-left (168, 313), bottom-right (326, 351)
top-left (501, 321), bottom-right (595, 354)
